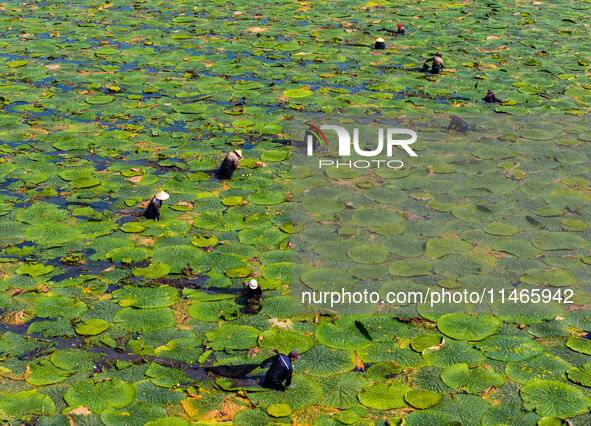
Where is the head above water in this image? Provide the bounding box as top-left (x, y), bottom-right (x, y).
top-left (155, 191), bottom-right (169, 201)
top-left (289, 350), bottom-right (300, 360)
top-left (248, 279), bottom-right (258, 290)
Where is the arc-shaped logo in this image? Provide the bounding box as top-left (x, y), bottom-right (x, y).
top-left (308, 123), bottom-right (329, 148)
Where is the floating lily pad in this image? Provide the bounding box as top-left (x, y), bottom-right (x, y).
top-left (533, 232), bottom-right (588, 250)
top-left (26, 360), bottom-right (73, 386)
top-left (75, 319), bottom-right (110, 336)
top-left (260, 327), bottom-right (313, 354)
top-left (315, 318), bottom-right (372, 350)
top-left (521, 379), bottom-right (591, 418)
top-left (317, 372), bottom-right (368, 409)
top-left (357, 382), bottom-right (411, 410)
top-left (112, 286), bottom-right (178, 309)
top-left (113, 308), bottom-right (175, 332)
top-left (266, 403), bottom-right (292, 418)
top-left (64, 378), bottom-right (136, 414)
top-left (404, 389), bottom-right (442, 409)
top-left (437, 314), bottom-right (502, 341)
top-left (441, 363), bottom-right (505, 394)
top-left (476, 335), bottom-right (544, 361)
top-left (505, 353), bottom-right (572, 384)
top-left (205, 324), bottom-right (260, 351)
top-left (0, 391), bottom-right (55, 418)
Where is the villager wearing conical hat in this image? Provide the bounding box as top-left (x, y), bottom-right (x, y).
top-left (242, 279), bottom-right (262, 314)
top-left (374, 37), bottom-right (386, 50)
top-left (217, 148), bottom-right (243, 180)
top-left (144, 191), bottom-right (169, 221)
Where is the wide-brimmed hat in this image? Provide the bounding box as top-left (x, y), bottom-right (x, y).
top-left (289, 350), bottom-right (300, 359)
top-left (487, 89), bottom-right (493, 94)
top-left (233, 149), bottom-right (243, 158)
top-left (155, 191), bottom-right (169, 201)
top-left (376, 37), bottom-right (384, 42)
top-left (248, 279), bottom-right (258, 290)
top-left (435, 52), bottom-right (442, 57)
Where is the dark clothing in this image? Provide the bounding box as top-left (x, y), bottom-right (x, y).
top-left (447, 115), bottom-right (469, 133)
top-left (380, 27), bottom-right (405, 35)
top-left (484, 93), bottom-right (501, 103)
top-left (242, 284), bottom-right (262, 314)
top-left (261, 354), bottom-right (293, 392)
top-left (144, 197), bottom-right (162, 221)
top-left (374, 41), bottom-right (386, 50)
top-left (425, 56), bottom-right (443, 74)
top-left (217, 151), bottom-right (241, 180)
top-left (204, 363), bottom-right (261, 379)
top-left (242, 285), bottom-right (262, 306)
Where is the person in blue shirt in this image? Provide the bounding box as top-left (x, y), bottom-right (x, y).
top-left (374, 37), bottom-right (386, 50)
top-left (261, 350), bottom-right (300, 391)
top-left (144, 191), bottom-right (169, 221)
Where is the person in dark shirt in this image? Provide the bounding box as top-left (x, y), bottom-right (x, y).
top-left (242, 279), bottom-right (262, 313)
top-left (374, 37), bottom-right (385, 50)
top-left (447, 114), bottom-right (469, 132)
top-left (261, 350), bottom-right (300, 391)
top-left (217, 149), bottom-right (243, 180)
top-left (144, 191), bottom-right (169, 221)
top-left (484, 89), bottom-right (503, 103)
top-left (422, 52), bottom-right (443, 74)
top-left (378, 23), bottom-right (405, 36)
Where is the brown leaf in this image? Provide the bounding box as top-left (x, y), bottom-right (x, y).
top-left (69, 406), bottom-right (92, 416)
top-left (247, 26), bottom-right (267, 33)
top-left (403, 211), bottom-right (425, 221)
top-left (422, 337), bottom-right (446, 354)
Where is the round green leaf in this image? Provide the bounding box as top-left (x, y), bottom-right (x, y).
top-left (358, 382), bottom-right (411, 410)
top-left (437, 314), bottom-right (502, 341)
top-left (521, 379), bottom-right (591, 418)
top-left (64, 378), bottom-right (136, 414)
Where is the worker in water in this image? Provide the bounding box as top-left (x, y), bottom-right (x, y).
top-left (447, 114), bottom-right (469, 132)
top-left (484, 89), bottom-right (503, 103)
top-left (374, 37), bottom-right (386, 50)
top-left (422, 52), bottom-right (443, 74)
top-left (378, 23), bottom-right (405, 35)
top-left (217, 148), bottom-right (243, 179)
top-left (261, 350), bottom-right (300, 391)
top-left (144, 191), bottom-right (169, 221)
top-left (242, 279), bottom-right (262, 313)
